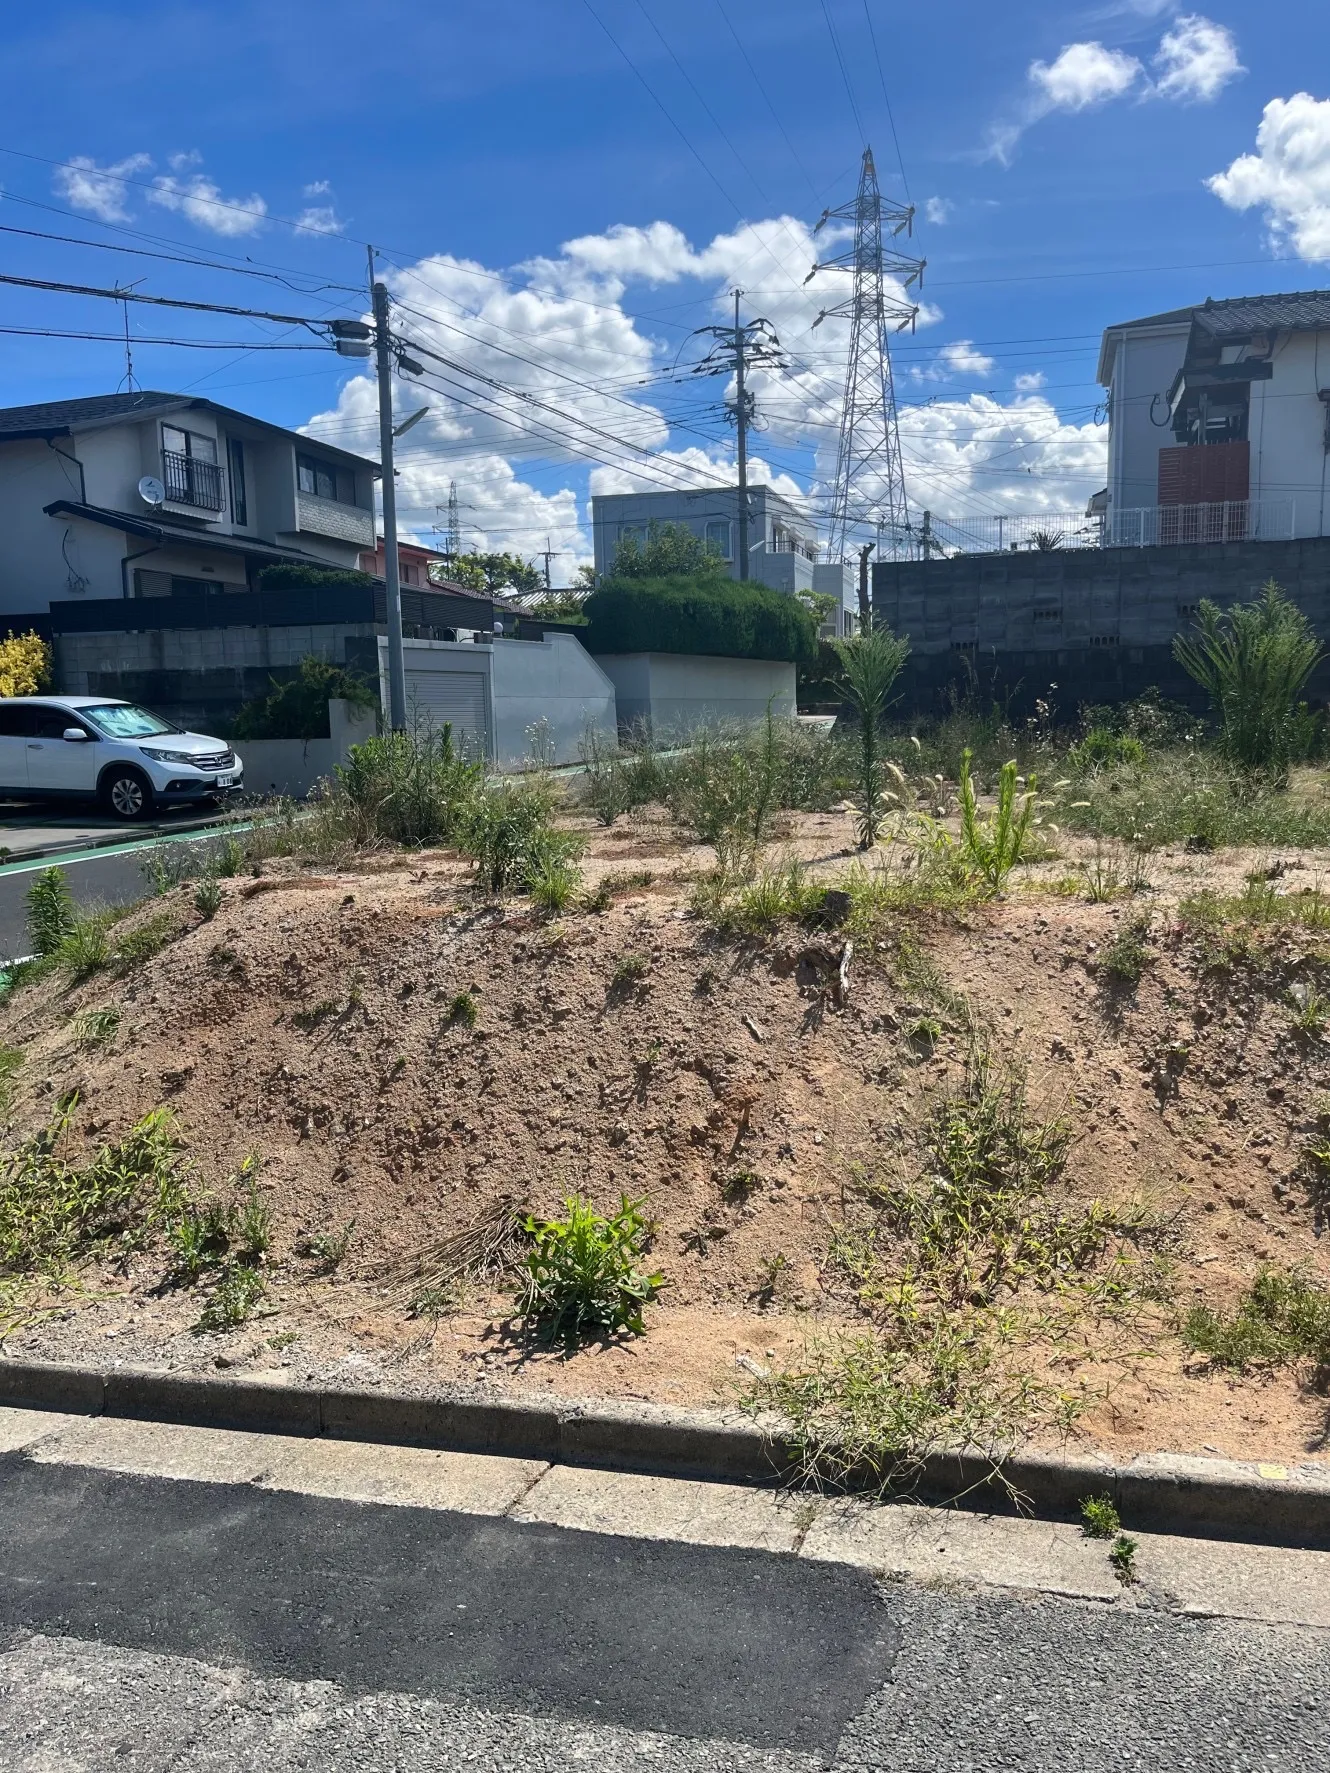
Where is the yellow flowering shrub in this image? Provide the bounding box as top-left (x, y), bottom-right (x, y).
top-left (0, 631), bottom-right (51, 698)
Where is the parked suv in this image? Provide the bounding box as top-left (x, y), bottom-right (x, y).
top-left (0, 697), bottom-right (243, 820)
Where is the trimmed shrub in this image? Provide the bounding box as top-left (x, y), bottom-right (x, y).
top-left (232, 655), bottom-right (376, 741)
top-left (584, 576), bottom-right (816, 663)
top-left (0, 630), bottom-right (51, 698)
top-left (255, 564), bottom-right (375, 592)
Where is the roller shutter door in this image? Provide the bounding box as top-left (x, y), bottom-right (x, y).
top-left (404, 666), bottom-right (488, 754)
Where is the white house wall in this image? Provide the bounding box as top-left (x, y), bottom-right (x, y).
top-left (1248, 332), bottom-right (1330, 536)
top-left (1106, 325), bottom-right (1190, 516)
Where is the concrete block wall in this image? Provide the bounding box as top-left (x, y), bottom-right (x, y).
top-left (873, 535), bottom-right (1330, 717)
top-left (593, 651), bottom-right (796, 738)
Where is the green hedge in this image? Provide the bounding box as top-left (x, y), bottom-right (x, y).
top-left (256, 564), bottom-right (375, 592)
top-left (232, 656), bottom-right (376, 740)
top-left (583, 576), bottom-right (816, 663)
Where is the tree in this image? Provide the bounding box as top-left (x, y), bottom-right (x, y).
top-left (833, 625), bottom-right (911, 849)
top-left (571, 562), bottom-right (597, 591)
top-left (1173, 579), bottom-right (1323, 780)
top-left (797, 588), bottom-right (841, 634)
top-left (609, 521), bottom-right (727, 583)
top-left (440, 552), bottom-right (543, 595)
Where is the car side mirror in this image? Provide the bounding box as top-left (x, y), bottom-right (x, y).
top-left (62, 728), bottom-right (90, 742)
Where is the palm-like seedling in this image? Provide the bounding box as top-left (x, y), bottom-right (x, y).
top-left (834, 626), bottom-right (910, 849)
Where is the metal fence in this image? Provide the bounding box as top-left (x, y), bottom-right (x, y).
top-left (1105, 500), bottom-right (1296, 548)
top-left (875, 498), bottom-right (1298, 559)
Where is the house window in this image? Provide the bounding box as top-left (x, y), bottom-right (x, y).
top-left (297, 454), bottom-right (356, 503)
top-left (161, 425), bottom-right (223, 510)
top-left (617, 523), bottom-right (646, 546)
top-left (704, 519), bottom-right (731, 558)
top-left (227, 439), bottom-right (247, 526)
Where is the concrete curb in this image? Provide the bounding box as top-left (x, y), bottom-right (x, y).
top-left (0, 814), bottom-right (235, 867)
top-left (3, 1356), bottom-right (1329, 1546)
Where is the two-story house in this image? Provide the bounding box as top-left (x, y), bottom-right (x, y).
top-left (1097, 290), bottom-right (1330, 546)
top-left (0, 390), bottom-right (378, 612)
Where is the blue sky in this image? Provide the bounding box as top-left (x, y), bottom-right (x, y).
top-left (1, 1), bottom-right (1327, 571)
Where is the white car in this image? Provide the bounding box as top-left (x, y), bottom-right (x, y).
top-left (0, 696), bottom-right (244, 821)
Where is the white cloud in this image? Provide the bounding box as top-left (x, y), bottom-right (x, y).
top-left (148, 162), bottom-right (267, 236)
top-left (1029, 41), bottom-right (1142, 112)
top-left (1153, 15), bottom-right (1243, 103)
top-left (896, 393), bottom-right (1107, 519)
top-left (296, 205), bottom-right (343, 235)
top-left (303, 179), bottom-right (332, 197)
top-left (54, 153), bottom-right (151, 223)
top-left (940, 340), bottom-right (997, 377)
top-left (1013, 371), bottom-right (1047, 392)
top-left (1208, 92), bottom-right (1330, 261)
top-left (924, 196), bottom-right (952, 226)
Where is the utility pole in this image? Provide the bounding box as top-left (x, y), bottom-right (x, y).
top-left (373, 278), bottom-right (407, 733)
top-left (689, 291), bottom-right (785, 585)
top-left (541, 538), bottom-right (554, 590)
top-left (733, 290), bottom-right (749, 581)
top-left (857, 542), bottom-right (875, 631)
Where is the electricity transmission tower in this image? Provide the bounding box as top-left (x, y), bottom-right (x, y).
top-left (689, 291), bottom-right (786, 580)
top-left (445, 481), bottom-right (461, 560)
top-left (808, 146), bottom-right (925, 563)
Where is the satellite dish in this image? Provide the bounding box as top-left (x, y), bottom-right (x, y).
top-left (138, 475), bottom-right (165, 507)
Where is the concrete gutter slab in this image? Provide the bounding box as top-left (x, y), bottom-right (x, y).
top-left (513, 1464), bottom-right (809, 1552)
top-left (26, 1416), bottom-right (304, 1484)
top-left (259, 1439), bottom-right (547, 1514)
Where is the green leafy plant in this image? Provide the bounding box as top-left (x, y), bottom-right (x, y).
top-left (333, 723), bottom-right (482, 849)
top-left (517, 1193), bottom-right (664, 1344)
top-left (1173, 580), bottom-right (1322, 780)
top-left (26, 867), bottom-right (75, 956)
top-left (1068, 729), bottom-right (1146, 774)
top-left (193, 877), bottom-right (223, 920)
top-left (1079, 1493), bottom-right (1121, 1539)
top-left (0, 1045), bottom-right (22, 1116)
top-left (583, 574), bottom-right (816, 663)
top-left (445, 989), bottom-right (478, 1029)
top-left (1287, 983), bottom-right (1329, 1037)
top-left (232, 654), bottom-right (375, 741)
top-left (211, 837), bottom-right (245, 878)
top-left (1109, 1534), bottom-right (1138, 1585)
top-left (834, 626), bottom-right (911, 849)
top-left (959, 752), bottom-right (1037, 890)
top-left (57, 915), bottom-right (112, 980)
top-left (1099, 912), bottom-right (1153, 986)
top-left (196, 1262), bottom-right (266, 1331)
top-left (112, 911), bottom-right (177, 970)
top-left (666, 723), bottom-right (784, 875)
top-left (1184, 1267), bottom-right (1330, 1371)
top-left (611, 952), bottom-right (650, 991)
top-left (0, 1099), bottom-right (188, 1275)
top-left (461, 779), bottom-right (581, 893)
top-left (294, 1219), bottom-right (356, 1274)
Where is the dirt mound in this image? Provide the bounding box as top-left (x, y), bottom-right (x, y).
top-left (4, 812), bottom-right (1330, 1465)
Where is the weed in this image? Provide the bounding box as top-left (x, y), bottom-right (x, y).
top-left (1068, 730), bottom-right (1147, 774)
top-left (704, 860), bottom-right (827, 935)
top-left (235, 1163), bottom-right (270, 1261)
top-left (528, 853), bottom-right (580, 914)
top-left (834, 627), bottom-right (911, 848)
top-left (195, 1262), bottom-right (265, 1331)
top-left (1184, 1267), bottom-right (1330, 1371)
top-left (141, 846), bottom-right (206, 896)
top-left (57, 916), bottom-right (112, 980)
top-left (1173, 580), bottom-right (1321, 781)
top-left (26, 867), bottom-right (75, 956)
top-left (295, 1219), bottom-right (355, 1274)
top-left (906, 1015), bottom-right (942, 1053)
top-left (959, 753), bottom-right (1038, 891)
top-left (212, 837), bottom-right (245, 878)
top-left (407, 1280), bottom-right (464, 1318)
top-left (268, 1330), bottom-right (299, 1351)
top-left (1099, 913), bottom-right (1153, 986)
top-left (1288, 983), bottom-right (1330, 1037)
top-left (461, 778), bottom-right (581, 893)
top-left (0, 1046), bottom-right (22, 1116)
top-left (113, 912), bottom-right (177, 969)
top-left (1109, 1534), bottom-right (1139, 1585)
top-left (721, 1168), bottom-right (761, 1203)
top-left (667, 724), bottom-right (783, 874)
top-left (333, 723), bottom-right (482, 849)
top-left (0, 1099), bottom-right (188, 1275)
top-left (73, 1007), bottom-right (120, 1049)
top-left (193, 877), bottom-right (223, 920)
top-left (611, 952), bottom-right (650, 991)
top-left (292, 998), bottom-right (339, 1032)
top-left (445, 990), bottom-right (478, 1029)
top-left (579, 726), bottom-right (666, 825)
top-left (1079, 1493), bottom-right (1121, 1539)
top-left (517, 1194), bottom-right (664, 1344)
top-left (753, 1250), bottom-right (789, 1304)
top-left (165, 1199), bottom-right (233, 1282)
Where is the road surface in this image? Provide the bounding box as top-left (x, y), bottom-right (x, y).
top-left (2, 1410), bottom-right (1328, 1771)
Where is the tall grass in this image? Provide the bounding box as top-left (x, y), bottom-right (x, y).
top-left (834, 626), bottom-right (910, 849)
top-left (958, 752), bottom-right (1038, 889)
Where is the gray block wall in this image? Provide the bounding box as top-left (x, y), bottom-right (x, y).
top-left (872, 536), bottom-right (1330, 717)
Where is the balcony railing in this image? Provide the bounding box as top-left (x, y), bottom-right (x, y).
top-left (1106, 500), bottom-right (1295, 547)
top-left (162, 450), bottom-right (225, 512)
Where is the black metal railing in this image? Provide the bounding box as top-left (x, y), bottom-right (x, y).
top-left (162, 450), bottom-right (225, 511)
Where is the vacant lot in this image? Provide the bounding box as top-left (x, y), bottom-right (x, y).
top-left (3, 729), bottom-right (1330, 1482)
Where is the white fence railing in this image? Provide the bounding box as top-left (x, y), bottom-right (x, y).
top-left (1105, 500), bottom-right (1295, 548)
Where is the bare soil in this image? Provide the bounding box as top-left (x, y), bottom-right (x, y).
top-left (4, 806), bottom-right (1330, 1468)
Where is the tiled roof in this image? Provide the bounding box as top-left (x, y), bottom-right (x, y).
top-left (0, 391), bottom-right (186, 438)
top-left (1191, 290), bottom-right (1330, 338)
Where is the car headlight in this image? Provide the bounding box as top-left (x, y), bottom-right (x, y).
top-left (140, 747), bottom-right (204, 767)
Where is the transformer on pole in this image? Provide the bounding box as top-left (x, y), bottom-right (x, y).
top-left (808, 147), bottom-right (925, 563)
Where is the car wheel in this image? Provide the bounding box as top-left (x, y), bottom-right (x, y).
top-left (101, 767), bottom-right (154, 821)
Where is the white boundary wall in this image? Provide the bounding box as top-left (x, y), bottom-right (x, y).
top-left (591, 652), bottom-right (796, 738)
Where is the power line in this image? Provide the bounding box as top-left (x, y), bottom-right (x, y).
top-left (0, 270), bottom-right (329, 329)
top-left (0, 324), bottom-right (324, 350)
top-left (712, 0), bottom-right (821, 205)
top-left (862, 0), bottom-right (909, 198)
top-left (0, 220), bottom-right (361, 296)
top-left (819, 0), bottom-right (866, 144)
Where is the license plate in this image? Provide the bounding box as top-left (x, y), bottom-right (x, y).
top-left (216, 771), bottom-right (240, 787)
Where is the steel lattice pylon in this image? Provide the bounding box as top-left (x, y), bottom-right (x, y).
top-left (809, 147), bottom-right (925, 562)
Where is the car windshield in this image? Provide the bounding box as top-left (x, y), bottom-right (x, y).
top-left (80, 703), bottom-right (179, 739)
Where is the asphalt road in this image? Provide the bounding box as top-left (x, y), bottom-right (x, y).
top-left (0, 827), bottom-right (228, 959)
top-left (2, 1455), bottom-right (1328, 1771)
